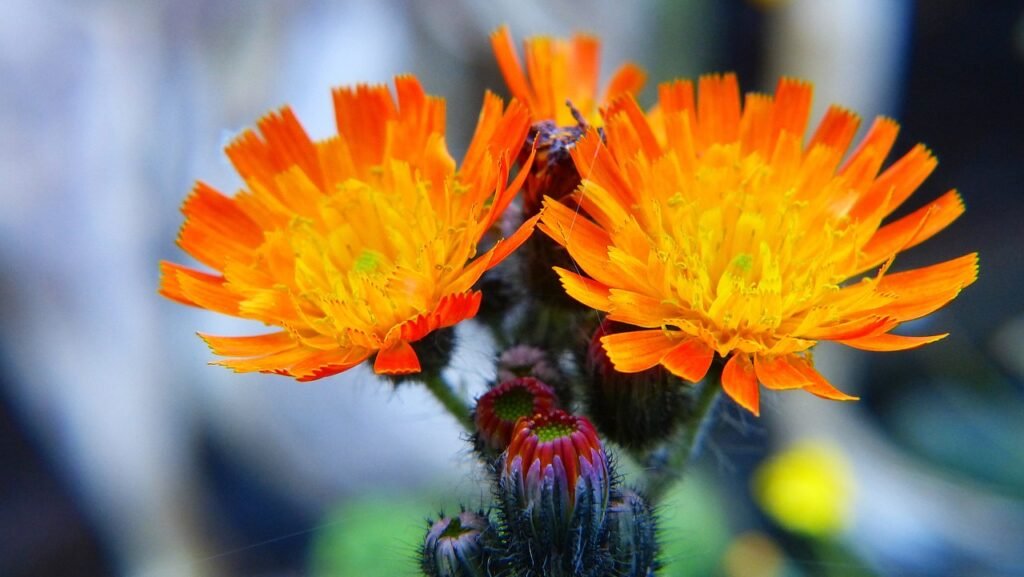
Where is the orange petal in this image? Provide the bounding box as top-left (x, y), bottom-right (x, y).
top-left (490, 26), bottom-right (535, 109)
top-left (697, 73), bottom-right (741, 147)
top-left (807, 105), bottom-right (860, 155)
top-left (213, 345), bottom-right (315, 375)
top-left (857, 190), bottom-right (966, 274)
top-left (487, 212), bottom-right (541, 270)
top-left (569, 129), bottom-right (635, 210)
top-left (789, 357), bottom-right (858, 401)
top-left (391, 291), bottom-right (482, 345)
top-left (332, 83), bottom-right (397, 171)
top-left (538, 197), bottom-right (623, 288)
top-left (603, 95), bottom-right (661, 159)
top-left (660, 338), bottom-right (714, 382)
top-left (553, 267), bottom-right (612, 312)
top-left (603, 63), bottom-right (646, 104)
top-left (658, 79), bottom-right (695, 115)
top-left (161, 262), bottom-right (241, 315)
top-left (481, 145), bottom-right (536, 232)
top-left (434, 290), bottom-right (482, 329)
top-left (839, 332), bottom-right (948, 352)
top-left (199, 332), bottom-right (295, 357)
top-left (373, 340), bottom-right (421, 375)
top-left (754, 354), bottom-right (811, 391)
top-left (849, 253), bottom-right (979, 322)
top-left (606, 289), bottom-right (683, 328)
top-left (722, 353), bottom-right (760, 416)
top-left (770, 77), bottom-right (813, 145)
top-left (739, 93), bottom-right (773, 156)
top-left (178, 181), bottom-right (262, 270)
top-left (840, 116), bottom-right (899, 180)
top-left (601, 329), bottom-right (677, 373)
top-left (799, 316), bottom-right (897, 341)
top-left (225, 107), bottom-right (324, 191)
top-left (291, 348), bottom-right (369, 381)
top-left (159, 261), bottom-right (201, 306)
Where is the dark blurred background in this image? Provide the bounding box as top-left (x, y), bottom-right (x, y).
top-left (1, 1), bottom-right (1021, 576)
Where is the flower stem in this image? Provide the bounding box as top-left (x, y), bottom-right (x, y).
top-left (642, 362), bottom-right (723, 502)
top-left (421, 373), bottom-right (475, 433)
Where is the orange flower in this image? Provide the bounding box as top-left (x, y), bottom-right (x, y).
top-left (491, 26), bottom-right (646, 214)
top-left (490, 25), bottom-right (645, 126)
top-left (540, 73), bottom-right (978, 415)
top-left (160, 76), bottom-right (536, 380)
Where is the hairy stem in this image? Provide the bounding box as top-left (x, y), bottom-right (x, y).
top-left (642, 362), bottom-right (723, 502)
top-left (421, 373), bottom-right (475, 433)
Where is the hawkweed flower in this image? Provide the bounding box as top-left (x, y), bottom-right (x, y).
top-left (160, 76), bottom-right (537, 380)
top-left (490, 25), bottom-right (644, 129)
top-left (497, 410), bottom-right (610, 576)
top-left (421, 510), bottom-right (493, 577)
top-left (473, 377), bottom-right (558, 454)
top-left (491, 25), bottom-right (645, 213)
top-left (540, 73), bottom-right (978, 415)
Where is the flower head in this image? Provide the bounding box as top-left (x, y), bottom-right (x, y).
top-left (491, 26), bottom-right (646, 215)
top-left (497, 409), bottom-right (610, 574)
top-left (503, 410), bottom-right (607, 507)
top-left (160, 76), bottom-right (537, 380)
top-left (540, 73), bottom-right (978, 415)
top-left (474, 377), bottom-right (558, 453)
top-left (421, 510), bottom-right (492, 577)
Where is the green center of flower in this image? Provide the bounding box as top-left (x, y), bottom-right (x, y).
top-left (353, 248), bottom-right (384, 273)
top-left (493, 388), bottom-right (536, 421)
top-left (439, 517), bottom-right (467, 540)
top-left (535, 421), bottom-right (575, 442)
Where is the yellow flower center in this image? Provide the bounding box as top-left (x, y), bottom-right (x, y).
top-left (281, 168), bottom-right (477, 346)
top-left (622, 140), bottom-right (863, 355)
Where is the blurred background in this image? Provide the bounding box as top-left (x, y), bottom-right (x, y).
top-left (1, 0), bottom-right (1022, 576)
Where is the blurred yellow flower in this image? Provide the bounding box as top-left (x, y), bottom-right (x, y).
top-left (753, 441), bottom-right (854, 537)
top-left (160, 76), bottom-right (535, 380)
top-left (539, 73), bottom-right (978, 415)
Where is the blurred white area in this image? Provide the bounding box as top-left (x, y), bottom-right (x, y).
top-left (0, 1), bottom-right (662, 576)
top-left (764, 0), bottom-right (912, 121)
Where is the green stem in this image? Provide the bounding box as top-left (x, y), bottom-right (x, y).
top-left (421, 373), bottom-right (474, 433)
top-left (643, 362), bottom-right (723, 502)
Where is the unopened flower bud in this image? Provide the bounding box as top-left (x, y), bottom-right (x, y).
top-left (421, 510), bottom-right (491, 577)
top-left (606, 489), bottom-right (660, 577)
top-left (474, 377), bottom-right (558, 455)
top-left (497, 410), bottom-right (611, 576)
top-left (497, 345), bottom-right (563, 386)
top-left (586, 321), bottom-right (690, 450)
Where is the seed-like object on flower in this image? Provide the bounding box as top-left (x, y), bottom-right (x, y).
top-left (160, 76), bottom-right (537, 381)
top-left (474, 377), bottom-right (558, 454)
top-left (540, 73), bottom-right (978, 415)
top-left (421, 510), bottom-right (492, 577)
top-left (496, 410), bottom-right (610, 576)
top-left (606, 489), bottom-right (660, 577)
top-left (585, 321), bottom-right (689, 451)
